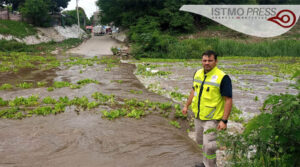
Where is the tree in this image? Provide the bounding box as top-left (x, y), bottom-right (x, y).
top-left (63, 7), bottom-right (90, 28)
top-left (96, 0), bottom-right (206, 32)
top-left (20, 0), bottom-right (51, 27)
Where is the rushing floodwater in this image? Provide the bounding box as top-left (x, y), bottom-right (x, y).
top-left (0, 36), bottom-right (202, 167)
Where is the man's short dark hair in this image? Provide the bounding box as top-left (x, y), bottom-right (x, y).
top-left (202, 50), bottom-right (218, 60)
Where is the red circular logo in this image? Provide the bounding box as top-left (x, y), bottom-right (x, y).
top-left (267, 9), bottom-right (296, 28)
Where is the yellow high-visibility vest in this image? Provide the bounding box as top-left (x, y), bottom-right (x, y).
top-left (191, 67), bottom-right (225, 120)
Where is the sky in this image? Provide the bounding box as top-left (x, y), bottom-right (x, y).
top-left (64, 0), bottom-right (98, 18)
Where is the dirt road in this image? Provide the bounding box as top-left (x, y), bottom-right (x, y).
top-left (0, 36), bottom-right (201, 167)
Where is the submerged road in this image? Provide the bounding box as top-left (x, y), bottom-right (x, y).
top-left (0, 36), bottom-right (202, 167)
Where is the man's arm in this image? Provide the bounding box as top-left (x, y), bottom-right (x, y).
top-left (217, 96), bottom-right (232, 130)
top-left (182, 89), bottom-right (194, 115)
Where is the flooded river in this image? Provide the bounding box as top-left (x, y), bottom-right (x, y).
top-left (0, 36), bottom-right (201, 167)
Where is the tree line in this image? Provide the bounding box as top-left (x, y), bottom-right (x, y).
top-left (97, 0), bottom-right (300, 33)
top-left (0, 0), bottom-right (90, 27)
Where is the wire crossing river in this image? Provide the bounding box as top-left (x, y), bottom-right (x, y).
top-left (0, 36), bottom-right (201, 167)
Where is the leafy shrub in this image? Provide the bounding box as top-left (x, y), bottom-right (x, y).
top-left (218, 77), bottom-right (300, 167)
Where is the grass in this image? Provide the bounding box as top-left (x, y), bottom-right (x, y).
top-left (133, 36), bottom-right (300, 59)
top-left (0, 20), bottom-right (37, 38)
top-left (0, 38), bottom-right (82, 52)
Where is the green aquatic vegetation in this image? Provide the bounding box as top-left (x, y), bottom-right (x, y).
top-left (42, 96), bottom-right (57, 104)
top-left (0, 83), bottom-right (13, 90)
top-left (104, 68), bottom-right (111, 72)
top-left (92, 92), bottom-right (115, 103)
top-left (87, 101), bottom-right (100, 109)
top-left (237, 86), bottom-right (253, 92)
top-left (64, 56), bottom-right (98, 67)
top-left (32, 106), bottom-right (53, 116)
top-left (76, 79), bottom-right (99, 85)
top-left (273, 77), bottom-right (283, 82)
top-left (70, 96), bottom-right (89, 109)
top-left (254, 96), bottom-right (259, 102)
top-left (58, 96), bottom-right (70, 104)
top-left (16, 82), bottom-right (33, 89)
top-left (47, 87), bottom-right (54, 91)
top-left (53, 81), bottom-right (71, 88)
top-left (158, 102), bottom-right (172, 110)
top-left (99, 56), bottom-right (120, 65)
top-left (0, 107), bottom-right (20, 119)
top-left (229, 105), bottom-right (244, 123)
top-left (0, 98), bottom-right (8, 106)
top-left (0, 52), bottom-right (60, 73)
top-left (111, 80), bottom-right (123, 84)
top-left (124, 98), bottom-right (146, 108)
top-left (101, 109), bottom-right (127, 120)
top-left (8, 95), bottom-right (39, 107)
top-left (69, 84), bottom-right (81, 89)
top-left (53, 103), bottom-right (67, 114)
top-left (37, 81), bottom-right (47, 87)
top-left (127, 109), bottom-right (145, 119)
top-left (169, 120), bottom-right (181, 128)
top-left (170, 91), bottom-right (188, 101)
top-left (129, 89), bottom-right (143, 94)
top-left (174, 104), bottom-right (187, 119)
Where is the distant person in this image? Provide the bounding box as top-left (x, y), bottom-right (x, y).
top-left (182, 50), bottom-right (232, 167)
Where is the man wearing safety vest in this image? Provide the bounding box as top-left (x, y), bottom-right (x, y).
top-left (182, 50), bottom-right (232, 167)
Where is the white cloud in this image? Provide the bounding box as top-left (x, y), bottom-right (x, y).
top-left (64, 0), bottom-right (98, 18)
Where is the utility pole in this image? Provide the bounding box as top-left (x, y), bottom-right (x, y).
top-left (76, 0), bottom-right (80, 31)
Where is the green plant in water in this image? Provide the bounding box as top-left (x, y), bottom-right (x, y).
top-left (101, 109), bottom-right (127, 120)
top-left (129, 89), bottom-right (143, 94)
top-left (76, 79), bottom-right (99, 85)
top-left (228, 105), bottom-right (244, 123)
top-left (47, 87), bottom-right (54, 91)
top-left (0, 97), bottom-right (8, 106)
top-left (42, 96), bottom-right (57, 104)
top-left (87, 101), bottom-right (100, 109)
top-left (0, 83), bottom-right (13, 90)
top-left (16, 82), bottom-right (33, 89)
top-left (127, 109), bottom-right (144, 119)
top-left (92, 92), bottom-right (114, 104)
top-left (53, 81), bottom-right (71, 88)
top-left (170, 91), bottom-right (188, 101)
top-left (174, 104), bottom-right (187, 119)
top-left (70, 96), bottom-right (89, 109)
top-left (37, 81), bottom-right (47, 87)
top-left (169, 120), bottom-right (181, 128)
top-left (111, 80), bottom-right (123, 84)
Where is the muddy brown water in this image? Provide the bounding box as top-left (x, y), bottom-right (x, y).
top-left (0, 36), bottom-right (202, 167)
